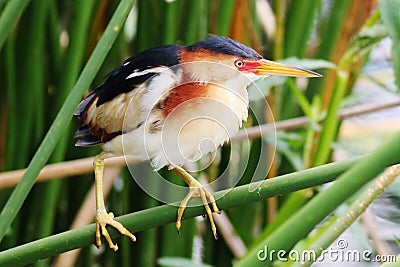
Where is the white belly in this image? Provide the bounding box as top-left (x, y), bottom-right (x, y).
top-left (103, 80), bottom-right (249, 170)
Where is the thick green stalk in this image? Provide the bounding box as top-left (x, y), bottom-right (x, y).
top-left (2, 36), bottom-right (19, 249)
top-left (250, 191), bottom-right (309, 247)
top-left (284, 0), bottom-right (321, 57)
top-left (0, 0), bottom-right (30, 50)
top-left (235, 130), bottom-right (400, 267)
top-left (0, 0), bottom-right (135, 243)
top-left (216, 0), bottom-right (236, 36)
top-left (184, 0), bottom-right (206, 45)
top-left (273, 0), bottom-right (285, 60)
top-left (163, 0), bottom-right (178, 43)
top-left (12, 1), bottom-right (45, 169)
top-left (29, 0), bottom-right (47, 143)
top-left (136, 0), bottom-right (157, 50)
top-left (137, 169), bottom-right (160, 266)
top-left (4, 37), bottom-right (17, 170)
top-left (0, 156), bottom-right (364, 265)
top-left (296, 164), bottom-right (400, 267)
top-left (46, 0), bottom-right (62, 80)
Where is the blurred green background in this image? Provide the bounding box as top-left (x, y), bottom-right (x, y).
top-left (1, 0), bottom-right (400, 266)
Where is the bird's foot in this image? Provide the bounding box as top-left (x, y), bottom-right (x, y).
top-left (95, 211), bottom-right (136, 251)
top-left (176, 179), bottom-right (220, 239)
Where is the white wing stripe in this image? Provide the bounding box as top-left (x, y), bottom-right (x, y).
top-left (125, 66), bottom-right (169, 79)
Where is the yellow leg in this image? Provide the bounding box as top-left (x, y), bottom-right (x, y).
top-left (172, 166), bottom-right (220, 239)
top-left (94, 154), bottom-right (136, 251)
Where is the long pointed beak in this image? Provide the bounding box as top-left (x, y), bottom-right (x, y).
top-left (247, 59), bottom-right (321, 77)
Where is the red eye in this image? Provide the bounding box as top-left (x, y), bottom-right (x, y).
top-left (235, 60), bottom-right (244, 68)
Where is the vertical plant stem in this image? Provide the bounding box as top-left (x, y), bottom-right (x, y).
top-left (216, 0), bottom-right (236, 36)
top-left (136, 167), bottom-right (160, 267)
top-left (2, 37), bottom-right (18, 249)
top-left (136, 0), bottom-right (157, 50)
top-left (30, 0), bottom-right (47, 144)
top-left (312, 70), bottom-right (348, 167)
top-left (13, 1), bottom-right (44, 169)
top-left (268, 0), bottom-right (286, 224)
top-left (20, 0), bottom-right (48, 249)
top-left (46, 0), bottom-right (62, 79)
top-left (121, 170), bottom-right (132, 267)
top-left (4, 37), bottom-right (17, 170)
top-left (315, 0), bottom-right (352, 60)
top-left (273, 0), bottom-right (285, 60)
top-left (0, 0), bottom-right (31, 50)
top-left (163, 0), bottom-right (178, 43)
top-left (284, 0), bottom-right (321, 57)
top-left (184, 0), bottom-right (205, 44)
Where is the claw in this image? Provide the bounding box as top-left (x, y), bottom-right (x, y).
top-left (95, 211), bottom-right (136, 251)
top-left (173, 166), bottom-right (220, 240)
top-left (93, 154), bottom-right (136, 251)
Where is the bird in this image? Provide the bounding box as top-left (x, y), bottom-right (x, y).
top-left (74, 35), bottom-right (321, 251)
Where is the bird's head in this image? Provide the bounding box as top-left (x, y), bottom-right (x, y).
top-left (179, 35), bottom-right (320, 84)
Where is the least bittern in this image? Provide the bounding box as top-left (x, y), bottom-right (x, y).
top-left (74, 35), bottom-right (320, 251)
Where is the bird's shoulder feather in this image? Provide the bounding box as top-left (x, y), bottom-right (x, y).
top-left (74, 44), bottom-right (182, 146)
top-left (98, 44), bottom-right (182, 105)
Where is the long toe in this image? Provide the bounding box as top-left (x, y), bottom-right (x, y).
top-left (176, 185), bottom-right (219, 239)
top-left (95, 211), bottom-right (136, 251)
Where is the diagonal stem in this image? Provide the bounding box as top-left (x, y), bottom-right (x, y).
top-left (0, 156), bottom-right (364, 265)
top-left (0, 0), bottom-right (135, 243)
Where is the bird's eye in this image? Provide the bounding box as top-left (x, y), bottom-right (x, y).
top-left (235, 60), bottom-right (244, 68)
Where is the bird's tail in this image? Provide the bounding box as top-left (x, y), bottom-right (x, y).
top-left (74, 91), bottom-right (102, 146)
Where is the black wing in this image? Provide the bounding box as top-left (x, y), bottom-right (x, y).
top-left (74, 44), bottom-right (182, 146)
top-left (96, 44), bottom-right (182, 106)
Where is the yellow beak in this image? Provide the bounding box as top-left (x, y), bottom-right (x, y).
top-left (245, 59), bottom-right (321, 77)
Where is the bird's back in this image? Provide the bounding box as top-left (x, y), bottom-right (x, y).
top-left (74, 44), bottom-right (182, 146)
